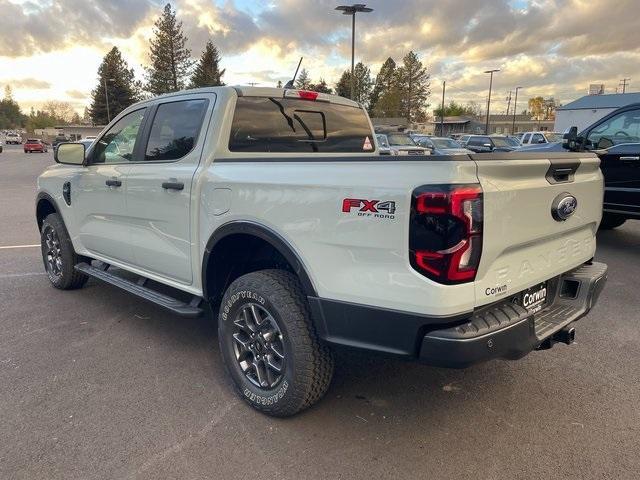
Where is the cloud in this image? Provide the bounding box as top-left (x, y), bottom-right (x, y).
top-left (66, 89), bottom-right (89, 99)
top-left (2, 77), bottom-right (51, 89)
top-left (1, 0), bottom-right (639, 109)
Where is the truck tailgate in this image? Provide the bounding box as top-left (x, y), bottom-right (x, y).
top-left (473, 152), bottom-right (602, 307)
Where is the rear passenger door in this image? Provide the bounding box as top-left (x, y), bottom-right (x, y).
top-left (125, 94), bottom-right (213, 284)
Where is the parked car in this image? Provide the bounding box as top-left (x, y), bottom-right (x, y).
top-left (5, 132), bottom-right (22, 144)
top-left (412, 135), bottom-right (473, 155)
top-left (24, 138), bottom-right (48, 153)
top-left (76, 139), bottom-right (95, 150)
top-left (562, 103), bottom-right (640, 229)
top-left (376, 132), bottom-right (427, 155)
top-left (375, 134), bottom-right (392, 155)
top-left (520, 131), bottom-right (562, 146)
top-left (37, 86), bottom-right (607, 417)
top-left (502, 135), bottom-right (523, 148)
top-left (461, 135), bottom-right (515, 153)
top-left (52, 134), bottom-right (70, 148)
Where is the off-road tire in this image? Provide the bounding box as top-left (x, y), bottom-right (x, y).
top-left (41, 213), bottom-right (88, 290)
top-left (218, 269), bottom-right (334, 417)
top-left (599, 213), bottom-right (626, 230)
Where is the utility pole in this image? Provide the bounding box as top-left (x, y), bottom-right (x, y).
top-left (484, 69), bottom-right (500, 135)
top-left (506, 91), bottom-right (512, 117)
top-left (619, 78), bottom-right (630, 94)
top-left (335, 4), bottom-right (373, 100)
top-left (440, 81), bottom-right (446, 136)
top-left (103, 77), bottom-right (114, 123)
top-left (512, 86), bottom-right (522, 134)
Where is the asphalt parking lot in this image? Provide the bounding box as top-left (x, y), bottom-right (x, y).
top-left (1, 144), bottom-right (639, 480)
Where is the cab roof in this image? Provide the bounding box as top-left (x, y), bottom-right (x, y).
top-left (137, 85), bottom-right (361, 109)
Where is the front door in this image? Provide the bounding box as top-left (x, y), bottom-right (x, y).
top-left (585, 107), bottom-right (640, 216)
top-left (73, 108), bottom-right (147, 264)
top-left (125, 95), bottom-right (213, 284)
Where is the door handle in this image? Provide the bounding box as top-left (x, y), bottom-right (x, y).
top-left (620, 156), bottom-right (640, 161)
top-left (162, 181), bottom-right (184, 191)
top-left (105, 178), bottom-right (122, 187)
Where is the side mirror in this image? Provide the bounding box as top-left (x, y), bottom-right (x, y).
top-left (55, 143), bottom-right (86, 165)
top-left (563, 126), bottom-right (582, 151)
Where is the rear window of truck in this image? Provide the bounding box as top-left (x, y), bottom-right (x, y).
top-left (228, 97), bottom-right (375, 153)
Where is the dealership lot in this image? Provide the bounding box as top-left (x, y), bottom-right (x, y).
top-left (1, 145), bottom-right (639, 480)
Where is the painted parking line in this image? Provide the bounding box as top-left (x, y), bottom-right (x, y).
top-left (0, 244), bottom-right (40, 250)
top-left (0, 272), bottom-right (45, 278)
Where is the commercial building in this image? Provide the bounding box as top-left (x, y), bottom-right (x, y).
top-left (555, 93), bottom-right (640, 132)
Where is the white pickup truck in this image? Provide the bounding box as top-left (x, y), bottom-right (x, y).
top-left (36, 87), bottom-right (607, 416)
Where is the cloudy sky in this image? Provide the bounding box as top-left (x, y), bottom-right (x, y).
top-left (0, 0), bottom-right (638, 114)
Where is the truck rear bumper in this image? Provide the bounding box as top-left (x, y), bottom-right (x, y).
top-left (309, 261), bottom-right (607, 367)
top-left (418, 261), bottom-right (607, 367)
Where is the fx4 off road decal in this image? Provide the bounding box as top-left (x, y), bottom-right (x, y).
top-left (342, 198), bottom-right (396, 219)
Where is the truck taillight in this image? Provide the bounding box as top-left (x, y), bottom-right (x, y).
top-left (409, 185), bottom-right (483, 284)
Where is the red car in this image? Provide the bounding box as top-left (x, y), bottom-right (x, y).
top-left (24, 139), bottom-right (48, 153)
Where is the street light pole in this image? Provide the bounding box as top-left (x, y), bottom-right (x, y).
top-left (335, 4), bottom-right (373, 100)
top-left (103, 77), bottom-right (115, 123)
top-left (440, 80), bottom-right (446, 136)
top-left (484, 69), bottom-right (500, 135)
top-left (103, 76), bottom-right (111, 124)
top-left (512, 86), bottom-right (522, 134)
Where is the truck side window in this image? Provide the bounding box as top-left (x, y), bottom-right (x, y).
top-left (145, 100), bottom-right (208, 161)
top-left (532, 133), bottom-right (545, 144)
top-left (587, 109), bottom-right (640, 149)
top-left (522, 134), bottom-right (531, 144)
top-left (229, 97), bottom-right (374, 153)
top-left (92, 108), bottom-right (146, 164)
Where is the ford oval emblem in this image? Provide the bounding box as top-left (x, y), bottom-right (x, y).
top-left (551, 193), bottom-right (578, 221)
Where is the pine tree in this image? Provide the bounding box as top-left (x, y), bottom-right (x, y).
top-left (89, 47), bottom-right (140, 125)
top-left (190, 41), bottom-right (225, 88)
top-left (335, 70), bottom-right (351, 98)
top-left (295, 68), bottom-right (311, 89)
top-left (369, 57), bottom-right (396, 115)
top-left (0, 87), bottom-right (25, 129)
top-left (334, 63), bottom-right (372, 105)
top-left (309, 78), bottom-right (332, 94)
top-left (395, 51), bottom-right (430, 122)
top-left (372, 87), bottom-right (402, 118)
top-left (145, 3), bottom-right (193, 95)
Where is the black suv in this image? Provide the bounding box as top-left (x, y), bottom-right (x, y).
top-left (564, 103), bottom-right (640, 229)
top-left (461, 135), bottom-right (515, 153)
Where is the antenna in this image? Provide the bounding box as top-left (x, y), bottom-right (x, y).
top-left (284, 57), bottom-right (303, 89)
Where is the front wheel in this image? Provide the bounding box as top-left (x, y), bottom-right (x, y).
top-left (218, 270), bottom-right (334, 417)
top-left (41, 213), bottom-right (88, 290)
top-left (600, 213), bottom-right (627, 230)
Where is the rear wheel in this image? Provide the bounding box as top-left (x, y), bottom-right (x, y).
top-left (600, 213), bottom-right (627, 230)
top-left (218, 269), bottom-right (334, 417)
top-left (41, 213), bottom-right (88, 290)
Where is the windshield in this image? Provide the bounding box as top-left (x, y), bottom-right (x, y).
top-left (545, 132), bottom-right (562, 142)
top-left (491, 137), bottom-right (511, 147)
top-left (503, 137), bottom-right (521, 147)
top-left (432, 138), bottom-right (461, 149)
top-left (387, 134), bottom-right (416, 146)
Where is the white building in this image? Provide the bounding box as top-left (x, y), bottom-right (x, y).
top-left (555, 93), bottom-right (640, 132)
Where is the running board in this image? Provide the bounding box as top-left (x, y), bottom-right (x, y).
top-left (75, 262), bottom-right (204, 318)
